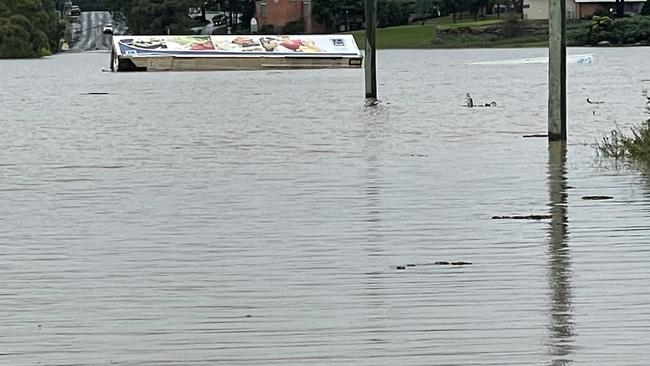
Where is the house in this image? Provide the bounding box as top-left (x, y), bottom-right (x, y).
top-left (523, 0), bottom-right (647, 19)
top-left (255, 0), bottom-right (326, 34)
top-left (574, 0), bottom-right (646, 17)
top-left (523, 0), bottom-right (579, 19)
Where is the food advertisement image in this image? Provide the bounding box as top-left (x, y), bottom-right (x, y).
top-left (212, 36), bottom-right (323, 53)
top-left (118, 36), bottom-right (215, 51)
top-left (114, 35), bottom-right (360, 57)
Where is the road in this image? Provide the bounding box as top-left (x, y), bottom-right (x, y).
top-left (71, 11), bottom-right (121, 52)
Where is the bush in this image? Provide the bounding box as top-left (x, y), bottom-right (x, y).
top-left (597, 120), bottom-right (650, 167)
top-left (642, 0), bottom-right (650, 15)
top-left (282, 19), bottom-right (305, 34)
top-left (567, 25), bottom-right (590, 46)
top-left (502, 12), bottom-right (522, 38)
top-left (588, 15), bottom-right (611, 44)
top-left (0, 13), bottom-right (55, 58)
top-left (260, 24), bottom-right (275, 35)
top-left (0, 22), bottom-right (35, 58)
top-left (592, 6), bottom-right (611, 17)
top-left (377, 0), bottom-right (410, 28)
top-left (587, 16), bottom-right (650, 45)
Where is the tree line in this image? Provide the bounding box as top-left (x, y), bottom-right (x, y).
top-left (105, 0), bottom-right (255, 34)
top-left (0, 0), bottom-right (64, 58)
top-left (312, 0), bottom-right (520, 32)
top-left (104, 0), bottom-right (518, 35)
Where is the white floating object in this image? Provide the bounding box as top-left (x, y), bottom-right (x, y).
top-left (469, 54), bottom-right (593, 65)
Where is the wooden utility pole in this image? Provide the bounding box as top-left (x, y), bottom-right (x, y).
top-left (548, 0), bottom-right (567, 141)
top-left (365, 0), bottom-right (377, 101)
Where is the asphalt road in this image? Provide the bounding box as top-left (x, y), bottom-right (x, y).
top-left (71, 11), bottom-right (118, 51)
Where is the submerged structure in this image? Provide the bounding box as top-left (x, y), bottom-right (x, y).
top-left (110, 34), bottom-right (363, 72)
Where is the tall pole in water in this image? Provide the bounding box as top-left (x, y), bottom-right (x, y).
top-left (548, 0), bottom-right (567, 141)
top-left (365, 0), bottom-right (377, 101)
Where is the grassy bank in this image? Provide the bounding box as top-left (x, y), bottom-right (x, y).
top-left (350, 23), bottom-right (436, 48)
top-left (348, 15), bottom-right (591, 49)
top-left (349, 22), bottom-right (548, 49)
top-left (349, 15), bottom-right (543, 49)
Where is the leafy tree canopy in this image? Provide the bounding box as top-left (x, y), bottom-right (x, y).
top-left (0, 0), bottom-right (61, 58)
top-left (107, 0), bottom-right (256, 34)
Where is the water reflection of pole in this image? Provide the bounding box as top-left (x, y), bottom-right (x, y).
top-left (546, 141), bottom-right (574, 365)
top-left (362, 112), bottom-right (389, 344)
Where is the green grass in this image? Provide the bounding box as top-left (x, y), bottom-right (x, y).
top-left (346, 15), bottom-right (564, 49)
top-left (437, 18), bottom-right (503, 29)
top-left (429, 33), bottom-right (549, 48)
top-left (349, 15), bottom-right (512, 49)
top-left (349, 23), bottom-right (436, 49)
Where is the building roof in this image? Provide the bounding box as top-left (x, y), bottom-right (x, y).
top-left (574, 0), bottom-right (645, 3)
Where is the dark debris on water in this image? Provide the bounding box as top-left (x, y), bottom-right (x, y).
top-left (395, 261), bottom-right (472, 270)
top-left (582, 195), bottom-right (613, 200)
top-left (491, 214), bottom-right (552, 220)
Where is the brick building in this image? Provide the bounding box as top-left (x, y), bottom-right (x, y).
top-left (523, 0), bottom-right (646, 19)
top-left (255, 0), bottom-right (326, 33)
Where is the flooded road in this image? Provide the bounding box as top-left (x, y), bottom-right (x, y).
top-left (71, 12), bottom-right (116, 52)
top-left (2, 49), bottom-right (650, 365)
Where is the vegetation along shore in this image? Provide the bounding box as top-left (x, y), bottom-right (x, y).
top-left (5, 0), bottom-right (650, 59)
top-left (0, 0), bottom-right (66, 58)
top-left (350, 13), bottom-right (650, 49)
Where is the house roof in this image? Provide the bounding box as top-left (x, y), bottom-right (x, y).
top-left (575, 0), bottom-right (645, 3)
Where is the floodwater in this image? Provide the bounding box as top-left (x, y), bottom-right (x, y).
top-left (2, 48), bottom-right (650, 365)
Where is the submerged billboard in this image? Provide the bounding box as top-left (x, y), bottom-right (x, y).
top-left (112, 34), bottom-right (362, 58)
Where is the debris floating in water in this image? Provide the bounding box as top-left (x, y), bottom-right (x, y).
top-left (523, 134), bottom-right (548, 138)
top-left (582, 195), bottom-right (613, 200)
top-left (469, 54), bottom-right (593, 65)
top-left (392, 261), bottom-right (472, 270)
top-left (432, 261), bottom-right (472, 266)
top-left (464, 93), bottom-right (497, 108)
top-left (586, 98), bottom-right (605, 104)
top-left (491, 214), bottom-right (552, 220)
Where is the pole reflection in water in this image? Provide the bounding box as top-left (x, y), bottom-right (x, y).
top-left (546, 141), bottom-right (574, 365)
top-left (360, 106), bottom-right (393, 345)
top-left (362, 105), bottom-right (389, 251)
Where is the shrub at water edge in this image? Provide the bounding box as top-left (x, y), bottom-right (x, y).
top-left (597, 120), bottom-right (650, 169)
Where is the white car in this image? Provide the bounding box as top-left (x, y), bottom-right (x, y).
top-left (70, 5), bottom-right (80, 16)
top-left (102, 23), bottom-right (113, 34)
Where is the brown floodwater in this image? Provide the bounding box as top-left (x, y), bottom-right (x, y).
top-left (1, 48), bottom-right (650, 365)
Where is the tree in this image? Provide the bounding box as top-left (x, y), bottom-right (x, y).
top-left (0, 0), bottom-right (61, 58)
top-left (615, 0), bottom-right (625, 17)
top-left (377, 0), bottom-right (410, 28)
top-left (126, 0), bottom-right (195, 34)
top-left (415, 0), bottom-right (435, 24)
top-left (642, 0), bottom-right (650, 15)
top-left (312, 0), bottom-right (361, 32)
top-left (440, 0), bottom-right (462, 22)
top-left (501, 11), bottom-right (522, 37)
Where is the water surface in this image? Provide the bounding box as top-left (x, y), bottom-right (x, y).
top-left (2, 48), bottom-right (650, 365)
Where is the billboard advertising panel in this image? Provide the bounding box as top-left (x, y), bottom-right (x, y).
top-left (113, 35), bottom-right (362, 58)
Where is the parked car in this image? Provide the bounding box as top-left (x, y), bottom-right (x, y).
top-left (212, 14), bottom-right (226, 26)
top-left (102, 23), bottom-right (113, 34)
top-left (70, 5), bottom-right (80, 16)
top-left (189, 8), bottom-right (203, 20)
